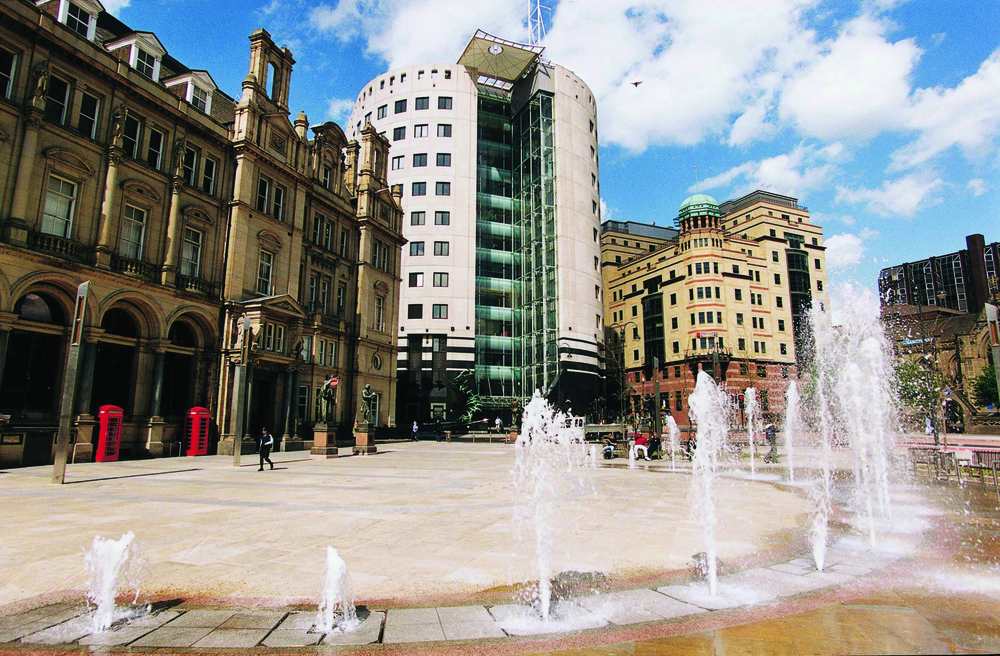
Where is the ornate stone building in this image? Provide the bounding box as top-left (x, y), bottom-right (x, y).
top-left (0, 1), bottom-right (403, 467)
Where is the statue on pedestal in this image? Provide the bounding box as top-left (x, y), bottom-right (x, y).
top-left (319, 375), bottom-right (338, 424)
top-left (357, 384), bottom-right (374, 425)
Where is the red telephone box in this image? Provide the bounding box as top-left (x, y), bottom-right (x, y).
top-left (96, 405), bottom-right (123, 462)
top-left (185, 407), bottom-right (210, 456)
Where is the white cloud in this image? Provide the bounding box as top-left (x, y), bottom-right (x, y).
top-left (968, 178), bottom-right (988, 196)
top-left (102, 0), bottom-right (130, 15)
top-left (779, 16), bottom-right (920, 141)
top-left (825, 233), bottom-right (866, 269)
top-left (325, 97), bottom-right (355, 121)
top-left (890, 48), bottom-right (1000, 170)
top-left (599, 198), bottom-right (615, 221)
top-left (835, 171), bottom-right (943, 217)
top-left (859, 227), bottom-right (880, 240)
top-left (694, 142), bottom-right (839, 197)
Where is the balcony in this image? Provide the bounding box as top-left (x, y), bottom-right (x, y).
top-left (110, 255), bottom-right (155, 281)
top-left (28, 231), bottom-right (84, 260)
top-left (177, 274), bottom-right (211, 295)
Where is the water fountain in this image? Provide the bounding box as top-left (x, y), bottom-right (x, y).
top-left (665, 415), bottom-right (680, 471)
top-left (83, 531), bottom-right (142, 632)
top-left (783, 381), bottom-right (803, 484)
top-left (315, 546), bottom-right (359, 633)
top-left (510, 391), bottom-right (593, 622)
top-left (744, 388), bottom-right (760, 478)
top-left (688, 371), bottom-right (729, 595)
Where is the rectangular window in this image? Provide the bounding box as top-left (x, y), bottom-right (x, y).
top-left (433, 241), bottom-right (449, 256)
top-left (120, 204), bottom-right (146, 259)
top-left (276, 326), bottom-right (286, 354)
top-left (414, 124), bottom-right (428, 137)
top-left (77, 93), bottom-right (99, 139)
top-left (375, 296), bottom-right (385, 331)
top-left (435, 181), bottom-right (451, 195)
top-left (735, 289), bottom-right (743, 301)
top-left (415, 96), bottom-right (429, 110)
top-left (326, 340), bottom-right (336, 366)
top-left (817, 280), bottom-right (824, 291)
top-left (409, 272), bottom-right (424, 287)
top-left (336, 283), bottom-right (346, 312)
top-left (438, 96), bottom-right (452, 109)
top-left (202, 157), bottom-right (218, 195)
top-left (136, 49), bottom-right (156, 78)
top-left (66, 3), bottom-right (90, 36)
top-left (774, 273), bottom-right (781, 285)
top-left (339, 229), bottom-right (349, 258)
top-left (322, 165), bottom-right (332, 189)
top-left (41, 175), bottom-right (76, 237)
top-left (181, 227), bottom-right (202, 277)
top-left (272, 185), bottom-right (285, 221)
top-left (778, 319), bottom-right (785, 331)
top-left (323, 222), bottom-right (333, 250)
top-left (776, 296), bottom-right (783, 308)
top-left (413, 153), bottom-right (427, 167)
top-left (257, 251), bottom-right (274, 295)
top-left (436, 153), bottom-right (451, 167)
top-left (0, 48), bottom-right (15, 99)
top-left (265, 323), bottom-right (275, 351)
top-left (256, 177), bottom-right (270, 212)
top-left (433, 272), bottom-right (448, 287)
top-left (432, 304), bottom-right (448, 319)
top-left (317, 338), bottom-right (325, 363)
top-left (320, 278), bottom-right (330, 313)
top-left (392, 155), bottom-right (404, 170)
top-left (758, 365), bottom-right (767, 378)
top-left (411, 211), bottom-right (425, 226)
top-left (736, 313), bottom-right (744, 325)
top-left (412, 181), bottom-right (426, 196)
top-left (45, 76), bottom-right (70, 124)
top-left (738, 338), bottom-right (746, 351)
top-left (670, 293), bottom-right (676, 305)
top-left (300, 336), bottom-right (311, 364)
top-left (434, 211), bottom-right (450, 225)
top-left (815, 258), bottom-right (821, 270)
top-left (393, 126), bottom-right (406, 140)
top-left (410, 241), bottom-right (425, 256)
top-left (408, 304), bottom-right (423, 319)
top-left (671, 317), bottom-right (678, 329)
top-left (780, 343), bottom-right (788, 355)
top-left (394, 99), bottom-right (407, 113)
top-left (772, 251), bottom-right (779, 262)
top-left (437, 123), bottom-right (452, 137)
top-left (182, 147), bottom-right (198, 186)
top-left (697, 287), bottom-right (703, 300)
top-left (191, 85), bottom-right (209, 112)
top-left (146, 128), bottom-right (163, 169)
top-left (377, 105), bottom-right (387, 119)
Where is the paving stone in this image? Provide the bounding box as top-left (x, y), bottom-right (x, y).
top-left (19, 613), bottom-right (95, 644)
top-left (437, 605), bottom-right (505, 640)
top-left (656, 583), bottom-right (773, 611)
top-left (769, 563), bottom-right (813, 575)
top-left (831, 563), bottom-right (873, 576)
top-left (167, 609), bottom-right (235, 627)
top-left (487, 603), bottom-right (608, 636)
top-left (386, 607), bottom-right (440, 625)
top-left (217, 611), bottom-right (285, 629)
top-left (192, 627), bottom-right (269, 648)
top-left (382, 617), bottom-right (444, 643)
top-left (262, 628), bottom-right (323, 647)
top-left (130, 625), bottom-right (215, 647)
top-left (321, 611), bottom-right (384, 646)
top-left (275, 611), bottom-right (318, 631)
top-left (76, 610), bottom-right (180, 647)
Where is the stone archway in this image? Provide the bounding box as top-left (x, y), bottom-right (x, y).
top-left (0, 291), bottom-right (69, 417)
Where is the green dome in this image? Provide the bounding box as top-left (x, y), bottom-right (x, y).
top-left (678, 192), bottom-right (721, 221)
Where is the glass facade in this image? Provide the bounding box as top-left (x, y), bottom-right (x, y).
top-left (475, 91), bottom-right (519, 401)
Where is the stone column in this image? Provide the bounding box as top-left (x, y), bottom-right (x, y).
top-left (94, 150), bottom-right (122, 268)
top-left (71, 339), bottom-right (98, 463)
top-left (160, 179), bottom-right (184, 286)
top-left (145, 348), bottom-right (168, 457)
top-left (5, 113), bottom-right (44, 246)
top-left (0, 329), bottom-right (9, 391)
top-left (288, 369), bottom-right (300, 438)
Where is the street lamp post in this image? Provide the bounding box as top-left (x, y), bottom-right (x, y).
top-left (613, 321), bottom-right (639, 422)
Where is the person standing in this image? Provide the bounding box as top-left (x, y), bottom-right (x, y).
top-left (495, 417), bottom-right (503, 434)
top-left (412, 421), bottom-right (419, 441)
top-left (763, 423), bottom-right (779, 463)
top-left (259, 427), bottom-right (274, 471)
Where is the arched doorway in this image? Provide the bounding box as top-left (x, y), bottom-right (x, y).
top-left (91, 308), bottom-right (140, 415)
top-left (162, 320), bottom-right (197, 418)
top-left (0, 292), bottom-right (67, 416)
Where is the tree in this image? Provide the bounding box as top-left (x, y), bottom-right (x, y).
top-left (972, 363), bottom-right (999, 408)
top-left (894, 357), bottom-right (947, 415)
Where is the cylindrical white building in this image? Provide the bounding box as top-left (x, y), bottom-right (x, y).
top-left (347, 31), bottom-right (604, 424)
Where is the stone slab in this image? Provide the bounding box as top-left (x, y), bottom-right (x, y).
top-left (217, 611), bottom-right (285, 629)
top-left (320, 611), bottom-right (384, 646)
top-left (769, 562), bottom-right (813, 575)
top-left (437, 605), bottom-right (505, 640)
top-left (386, 607), bottom-right (440, 625)
top-left (167, 609), bottom-right (236, 627)
top-left (487, 603), bottom-right (608, 636)
top-left (382, 618), bottom-right (445, 643)
top-left (19, 613), bottom-right (95, 644)
top-left (130, 625), bottom-right (215, 647)
top-left (192, 627), bottom-right (270, 648)
top-left (262, 628), bottom-right (323, 647)
top-left (76, 610), bottom-right (180, 646)
top-left (275, 611), bottom-right (318, 631)
top-left (831, 563), bottom-right (873, 576)
top-left (657, 582), bottom-right (777, 611)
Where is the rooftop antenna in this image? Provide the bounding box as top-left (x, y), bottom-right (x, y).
top-left (528, 0), bottom-right (547, 45)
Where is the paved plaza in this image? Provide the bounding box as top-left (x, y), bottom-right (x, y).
top-left (1, 440), bottom-right (999, 654)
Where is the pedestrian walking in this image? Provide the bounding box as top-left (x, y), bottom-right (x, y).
top-left (435, 419), bottom-right (443, 443)
top-left (495, 417), bottom-right (503, 434)
top-left (259, 427), bottom-right (274, 471)
top-left (412, 420), bottom-right (419, 441)
top-left (763, 423), bottom-right (779, 463)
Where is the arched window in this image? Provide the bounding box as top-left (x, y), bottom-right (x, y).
top-left (168, 322), bottom-right (196, 347)
top-left (101, 308), bottom-right (138, 337)
top-left (14, 292), bottom-right (65, 325)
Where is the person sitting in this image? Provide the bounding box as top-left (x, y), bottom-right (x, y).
top-left (602, 437), bottom-right (615, 459)
top-left (633, 434), bottom-right (651, 461)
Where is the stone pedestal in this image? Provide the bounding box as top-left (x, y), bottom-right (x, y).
top-left (145, 417), bottom-right (171, 457)
top-left (311, 424), bottom-right (339, 458)
top-left (282, 436), bottom-right (306, 452)
top-left (217, 435), bottom-right (256, 456)
top-left (71, 442), bottom-right (93, 463)
top-left (507, 429), bottom-right (518, 444)
top-left (353, 424), bottom-right (377, 455)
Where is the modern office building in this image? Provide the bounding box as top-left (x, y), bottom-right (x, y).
top-left (347, 31), bottom-right (604, 423)
top-left (601, 191), bottom-right (830, 424)
top-left (878, 234), bottom-right (999, 314)
top-left (0, 0), bottom-right (403, 467)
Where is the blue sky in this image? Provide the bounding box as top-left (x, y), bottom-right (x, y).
top-left (111, 0), bottom-right (1000, 294)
